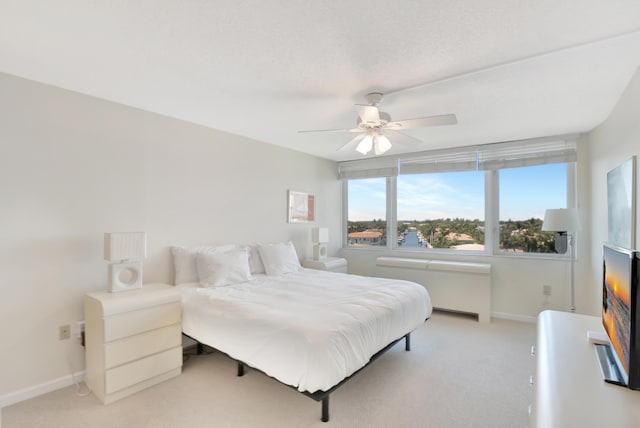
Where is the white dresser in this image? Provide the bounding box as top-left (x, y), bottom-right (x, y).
top-left (302, 257), bottom-right (348, 273)
top-left (531, 310), bottom-right (640, 427)
top-left (84, 283), bottom-right (182, 404)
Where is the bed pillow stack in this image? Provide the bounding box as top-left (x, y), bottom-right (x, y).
top-left (257, 241), bottom-right (302, 276)
top-left (171, 244), bottom-right (238, 285)
top-left (171, 241), bottom-right (300, 286)
top-left (196, 248), bottom-right (253, 287)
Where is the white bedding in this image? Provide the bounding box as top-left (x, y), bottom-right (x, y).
top-left (179, 268), bottom-right (432, 393)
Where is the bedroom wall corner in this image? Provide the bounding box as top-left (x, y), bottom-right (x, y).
top-left (584, 65), bottom-right (640, 316)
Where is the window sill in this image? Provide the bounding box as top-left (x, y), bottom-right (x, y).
top-left (341, 246), bottom-right (573, 261)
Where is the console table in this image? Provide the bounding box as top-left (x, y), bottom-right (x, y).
top-left (531, 310), bottom-right (640, 427)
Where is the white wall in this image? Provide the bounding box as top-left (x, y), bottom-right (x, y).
top-left (0, 72), bottom-right (341, 401)
top-left (585, 66), bottom-right (640, 315)
top-left (343, 246), bottom-right (576, 322)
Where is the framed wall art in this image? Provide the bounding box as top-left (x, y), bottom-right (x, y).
top-left (607, 156), bottom-right (636, 249)
top-left (288, 190), bottom-right (316, 223)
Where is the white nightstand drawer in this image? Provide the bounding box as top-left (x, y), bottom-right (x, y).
top-left (105, 323), bottom-right (182, 369)
top-left (105, 346), bottom-right (182, 394)
top-left (104, 302), bottom-right (181, 342)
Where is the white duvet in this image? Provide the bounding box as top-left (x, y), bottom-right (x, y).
top-left (179, 268), bottom-right (432, 393)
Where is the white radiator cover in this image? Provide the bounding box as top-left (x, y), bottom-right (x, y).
top-left (376, 257), bottom-right (491, 323)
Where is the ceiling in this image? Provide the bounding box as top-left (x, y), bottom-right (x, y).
top-left (1, 1), bottom-right (640, 162)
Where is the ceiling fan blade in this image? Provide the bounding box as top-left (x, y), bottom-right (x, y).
top-left (386, 113), bottom-right (457, 130)
top-left (383, 129), bottom-right (423, 145)
top-left (355, 105), bottom-right (380, 125)
top-left (298, 127), bottom-right (361, 134)
top-left (337, 133), bottom-right (366, 152)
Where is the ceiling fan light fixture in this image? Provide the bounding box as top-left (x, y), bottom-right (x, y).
top-left (374, 134), bottom-right (392, 155)
top-left (298, 92), bottom-right (457, 156)
top-left (356, 135), bottom-right (373, 155)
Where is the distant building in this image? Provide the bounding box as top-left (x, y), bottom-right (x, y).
top-left (348, 230), bottom-right (382, 245)
top-left (446, 232), bottom-right (474, 244)
top-left (451, 243), bottom-right (485, 251)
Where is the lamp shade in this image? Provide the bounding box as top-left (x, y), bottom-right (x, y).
top-left (356, 135), bottom-right (373, 155)
top-left (312, 227), bottom-right (329, 243)
top-left (541, 209), bottom-right (578, 233)
top-left (104, 232), bottom-right (147, 261)
top-left (374, 134), bottom-right (392, 155)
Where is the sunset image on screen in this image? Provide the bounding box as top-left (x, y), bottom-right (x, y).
top-left (602, 246), bottom-right (632, 374)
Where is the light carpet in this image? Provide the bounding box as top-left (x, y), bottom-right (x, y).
top-left (2, 311), bottom-right (536, 428)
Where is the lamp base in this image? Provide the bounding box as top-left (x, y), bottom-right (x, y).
top-left (313, 243), bottom-right (327, 261)
top-left (108, 261), bottom-right (143, 292)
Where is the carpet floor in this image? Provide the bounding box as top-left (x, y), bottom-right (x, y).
top-left (2, 311), bottom-right (536, 428)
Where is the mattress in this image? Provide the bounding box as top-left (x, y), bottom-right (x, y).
top-left (179, 268), bottom-right (432, 393)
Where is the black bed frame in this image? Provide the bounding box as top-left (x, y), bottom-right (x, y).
top-left (185, 332), bottom-right (412, 422)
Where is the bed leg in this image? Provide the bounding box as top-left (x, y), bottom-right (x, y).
top-left (237, 362), bottom-right (245, 377)
top-left (405, 333), bottom-right (411, 351)
top-left (321, 396), bottom-right (329, 422)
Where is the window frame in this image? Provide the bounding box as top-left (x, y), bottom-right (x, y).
top-left (341, 138), bottom-right (577, 259)
top-left (394, 169), bottom-right (487, 253)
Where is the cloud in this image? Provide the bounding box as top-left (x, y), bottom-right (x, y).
top-left (397, 174), bottom-right (483, 220)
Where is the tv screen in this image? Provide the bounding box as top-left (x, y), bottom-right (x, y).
top-left (602, 243), bottom-right (634, 383)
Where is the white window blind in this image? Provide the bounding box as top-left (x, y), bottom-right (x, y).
top-left (399, 148), bottom-right (478, 174)
top-left (338, 157), bottom-right (399, 179)
top-left (338, 133), bottom-right (579, 178)
top-left (397, 134), bottom-right (578, 175)
top-left (477, 136), bottom-right (577, 170)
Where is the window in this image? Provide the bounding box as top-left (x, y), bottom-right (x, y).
top-left (340, 134), bottom-right (577, 257)
top-left (397, 171), bottom-right (485, 251)
top-left (499, 163), bottom-right (568, 254)
top-left (346, 178), bottom-right (387, 247)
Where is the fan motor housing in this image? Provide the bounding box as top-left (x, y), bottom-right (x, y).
top-left (357, 111), bottom-right (391, 129)
top-left (365, 92), bottom-right (384, 105)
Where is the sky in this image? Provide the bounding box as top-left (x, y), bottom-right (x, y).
top-left (348, 163), bottom-right (568, 222)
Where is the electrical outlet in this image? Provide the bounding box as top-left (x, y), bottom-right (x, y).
top-left (59, 324), bottom-right (71, 340)
top-left (543, 285), bottom-right (552, 296)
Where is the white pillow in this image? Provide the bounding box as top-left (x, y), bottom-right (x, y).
top-left (257, 242), bottom-right (302, 276)
top-left (196, 248), bottom-right (252, 287)
top-left (171, 244), bottom-right (239, 285)
top-left (248, 244), bottom-right (266, 274)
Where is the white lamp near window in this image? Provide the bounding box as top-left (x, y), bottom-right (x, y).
top-left (312, 227), bottom-right (329, 261)
top-left (542, 208), bottom-right (578, 312)
top-left (104, 232), bottom-right (147, 292)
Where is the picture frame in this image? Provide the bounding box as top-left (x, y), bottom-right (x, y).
top-left (607, 156), bottom-right (636, 249)
top-left (288, 190), bottom-right (315, 223)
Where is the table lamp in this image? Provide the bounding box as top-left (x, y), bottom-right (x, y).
top-left (542, 208), bottom-right (578, 312)
top-left (312, 227), bottom-right (329, 261)
top-left (104, 232), bottom-right (147, 292)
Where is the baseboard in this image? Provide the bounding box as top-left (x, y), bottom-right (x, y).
top-left (0, 371), bottom-right (85, 408)
top-left (491, 311), bottom-right (537, 323)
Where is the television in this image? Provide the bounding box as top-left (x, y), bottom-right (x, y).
top-left (598, 242), bottom-right (640, 389)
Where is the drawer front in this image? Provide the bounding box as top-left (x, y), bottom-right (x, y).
top-left (104, 302), bottom-right (181, 342)
top-left (105, 346), bottom-right (182, 394)
top-left (105, 323), bottom-right (181, 369)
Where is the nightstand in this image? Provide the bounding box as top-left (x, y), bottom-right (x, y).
top-left (302, 257), bottom-right (348, 273)
top-left (84, 283), bottom-right (182, 404)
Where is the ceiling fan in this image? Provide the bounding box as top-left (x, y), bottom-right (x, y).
top-left (299, 92), bottom-right (457, 156)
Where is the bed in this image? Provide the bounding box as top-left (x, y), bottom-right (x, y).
top-left (172, 242), bottom-right (432, 422)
